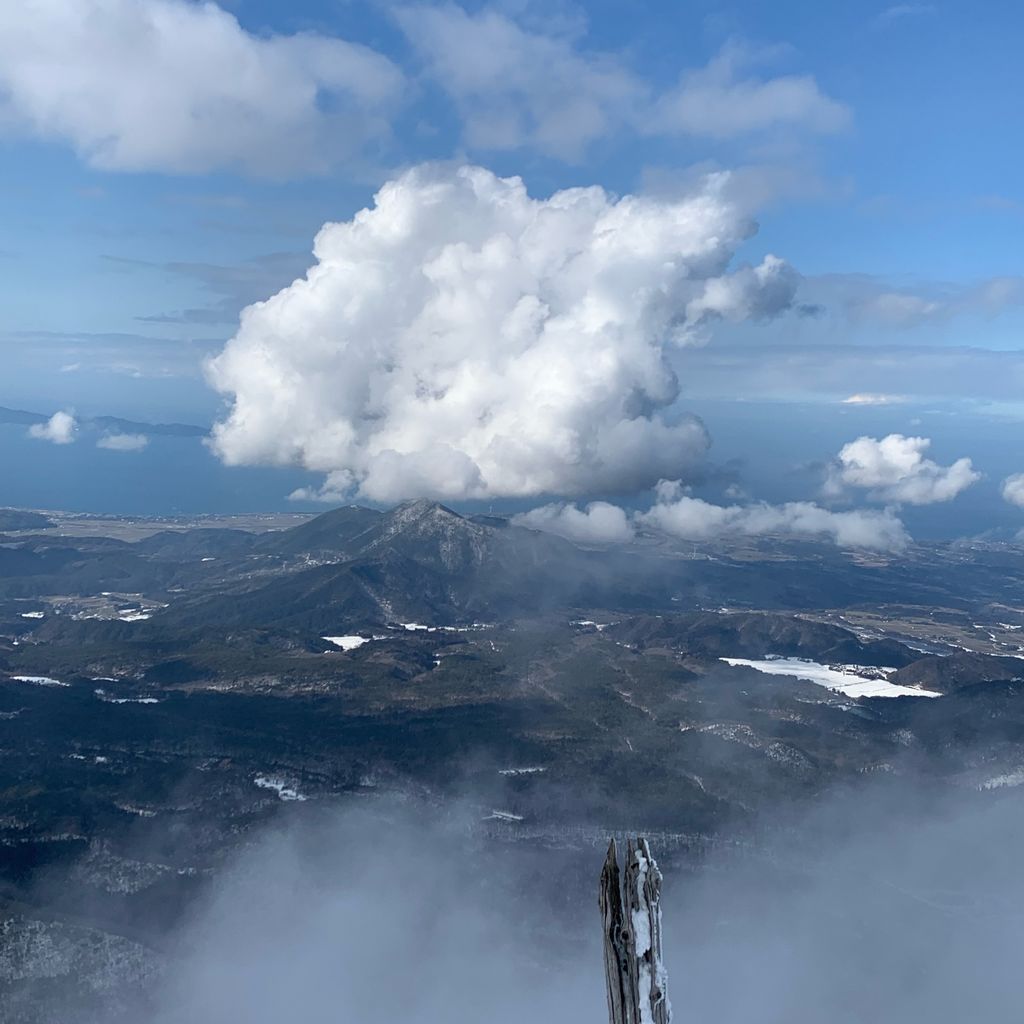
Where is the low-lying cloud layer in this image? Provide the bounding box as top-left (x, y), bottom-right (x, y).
top-left (518, 481), bottom-right (909, 552)
top-left (124, 784), bottom-right (1024, 1024)
top-left (147, 806), bottom-right (600, 1024)
top-left (513, 501), bottom-right (637, 545)
top-left (208, 163), bottom-right (796, 502)
top-left (513, 429), bottom-right (984, 552)
top-left (638, 482), bottom-right (909, 551)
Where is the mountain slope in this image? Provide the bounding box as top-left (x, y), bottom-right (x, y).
top-left (151, 500), bottom-right (614, 630)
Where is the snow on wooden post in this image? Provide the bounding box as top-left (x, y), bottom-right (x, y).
top-left (600, 837), bottom-right (671, 1024)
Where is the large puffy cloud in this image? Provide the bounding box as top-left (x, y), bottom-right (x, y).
top-left (28, 411), bottom-right (77, 445)
top-left (208, 163), bottom-right (796, 502)
top-left (0, 0), bottom-right (402, 175)
top-left (637, 481), bottom-right (908, 552)
top-left (1002, 474), bottom-right (1024, 509)
top-left (512, 501), bottom-right (635, 545)
top-left (831, 434), bottom-right (980, 505)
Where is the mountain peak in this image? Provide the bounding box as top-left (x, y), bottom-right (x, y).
top-left (388, 499), bottom-right (463, 525)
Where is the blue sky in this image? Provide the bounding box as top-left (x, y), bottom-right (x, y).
top-left (4, 0), bottom-right (1024, 410)
top-left (1, 0), bottom-right (1022, 541)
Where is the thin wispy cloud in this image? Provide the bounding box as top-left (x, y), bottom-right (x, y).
top-left (397, 6), bottom-right (849, 159)
top-left (646, 41), bottom-right (849, 140)
top-left (102, 252), bottom-right (309, 326)
top-left (875, 4), bottom-right (938, 25)
top-left (97, 432), bottom-right (149, 452)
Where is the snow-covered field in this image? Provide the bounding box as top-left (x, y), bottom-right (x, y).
top-left (400, 622), bottom-right (492, 633)
top-left (323, 624), bottom-right (491, 651)
top-left (322, 635), bottom-right (370, 651)
top-left (94, 689), bottom-right (161, 705)
top-left (720, 656), bottom-right (942, 698)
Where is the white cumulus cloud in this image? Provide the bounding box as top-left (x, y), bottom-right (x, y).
top-left (1001, 474), bottom-right (1024, 509)
top-left (637, 481), bottom-right (908, 552)
top-left (207, 163), bottom-right (796, 503)
top-left (97, 432), bottom-right (149, 452)
top-left (28, 411), bottom-right (77, 445)
top-left (831, 434), bottom-right (980, 505)
top-left (512, 501), bottom-right (635, 545)
top-left (0, 0), bottom-right (403, 176)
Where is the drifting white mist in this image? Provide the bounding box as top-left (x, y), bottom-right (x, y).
top-left (129, 781), bottom-right (1024, 1024)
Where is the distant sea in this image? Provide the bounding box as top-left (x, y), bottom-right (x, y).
top-left (0, 425), bottom-right (320, 515)
top-left (1, 401), bottom-right (1022, 541)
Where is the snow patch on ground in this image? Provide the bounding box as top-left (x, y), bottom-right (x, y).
top-left (10, 675), bottom-right (69, 688)
top-left (115, 804), bottom-right (158, 817)
top-left (482, 810), bottom-right (523, 822)
top-left (720, 656), bottom-right (942, 698)
top-left (400, 622), bottom-right (492, 633)
top-left (979, 769), bottom-right (1024, 791)
top-left (254, 776), bottom-right (306, 802)
top-left (322, 635), bottom-right (370, 651)
top-left (94, 689), bottom-right (160, 705)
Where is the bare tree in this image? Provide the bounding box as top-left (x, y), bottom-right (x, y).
top-left (600, 838), bottom-right (671, 1024)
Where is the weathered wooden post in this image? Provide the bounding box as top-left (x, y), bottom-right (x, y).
top-left (600, 837), bottom-right (671, 1024)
